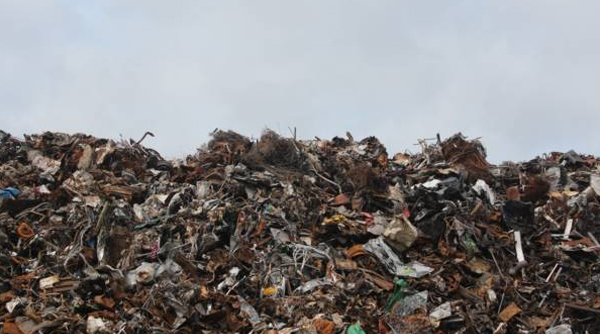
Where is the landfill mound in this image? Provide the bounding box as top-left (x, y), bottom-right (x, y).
top-left (0, 129), bottom-right (599, 334)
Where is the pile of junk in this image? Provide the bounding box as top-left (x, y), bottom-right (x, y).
top-left (1, 129), bottom-right (599, 334)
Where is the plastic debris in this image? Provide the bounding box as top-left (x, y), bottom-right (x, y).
top-left (429, 301), bottom-right (452, 326)
top-left (545, 324), bottom-right (573, 334)
top-left (0, 187), bottom-right (20, 199)
top-left (385, 279), bottom-right (408, 311)
top-left (346, 322), bottom-right (366, 334)
top-left (363, 237), bottom-right (433, 278)
top-left (472, 179), bottom-right (496, 204)
top-left (392, 290), bottom-right (428, 316)
top-left (383, 215), bottom-right (419, 250)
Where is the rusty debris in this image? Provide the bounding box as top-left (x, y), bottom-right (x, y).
top-left (0, 130), bottom-right (599, 333)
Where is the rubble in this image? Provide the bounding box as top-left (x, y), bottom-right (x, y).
top-left (1, 130), bottom-right (600, 333)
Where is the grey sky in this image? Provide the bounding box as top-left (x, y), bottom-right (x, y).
top-left (2, 1), bottom-right (600, 162)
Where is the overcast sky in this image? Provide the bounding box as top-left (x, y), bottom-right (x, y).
top-left (2, 1), bottom-right (600, 162)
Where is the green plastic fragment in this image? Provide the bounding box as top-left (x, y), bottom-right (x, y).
top-left (346, 322), bottom-right (366, 334)
top-left (385, 279), bottom-right (408, 311)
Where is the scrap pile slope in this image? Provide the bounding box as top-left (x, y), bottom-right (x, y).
top-left (0, 129), bottom-right (599, 334)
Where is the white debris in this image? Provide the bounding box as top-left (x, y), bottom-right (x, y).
top-left (591, 174), bottom-right (600, 195)
top-left (39, 275), bottom-right (60, 290)
top-left (472, 179), bottom-right (496, 204)
top-left (363, 237), bottom-right (433, 278)
top-left (563, 219), bottom-right (573, 240)
top-left (383, 215), bottom-right (419, 250)
top-left (196, 181), bottom-right (211, 199)
top-left (36, 185), bottom-right (51, 194)
top-left (126, 262), bottom-right (157, 286)
top-left (6, 297), bottom-right (26, 313)
top-left (514, 231), bottom-right (525, 263)
top-left (28, 150), bottom-right (61, 175)
top-left (217, 267), bottom-right (241, 290)
top-left (367, 213), bottom-right (389, 236)
top-left (429, 302), bottom-right (452, 320)
top-left (421, 179), bottom-right (441, 189)
top-left (87, 316), bottom-right (109, 334)
top-left (429, 301), bottom-right (452, 327)
top-left (545, 324), bottom-right (572, 334)
top-left (395, 291), bottom-right (428, 316)
top-left (296, 278), bottom-right (332, 293)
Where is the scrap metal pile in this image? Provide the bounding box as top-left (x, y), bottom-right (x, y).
top-left (1, 129), bottom-right (599, 334)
